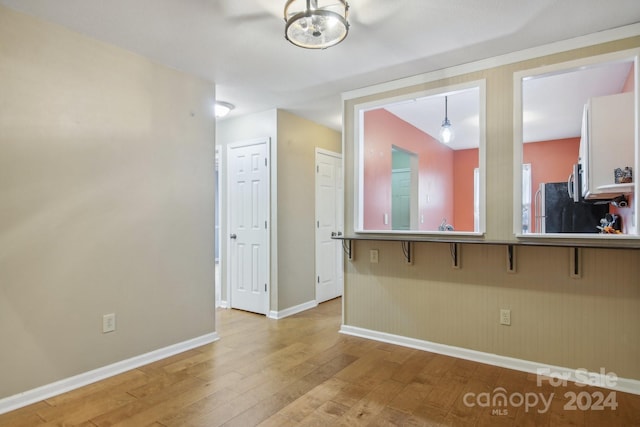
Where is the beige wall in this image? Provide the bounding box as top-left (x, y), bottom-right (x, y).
top-left (343, 36), bottom-right (640, 379)
top-left (276, 110), bottom-right (341, 310)
top-left (0, 6), bottom-right (216, 398)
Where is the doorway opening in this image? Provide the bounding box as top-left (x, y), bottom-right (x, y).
top-left (391, 146), bottom-right (419, 230)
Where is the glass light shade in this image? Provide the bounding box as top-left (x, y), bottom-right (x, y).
top-left (439, 119), bottom-right (455, 144)
top-left (214, 101), bottom-right (234, 118)
top-left (284, 0), bottom-right (349, 49)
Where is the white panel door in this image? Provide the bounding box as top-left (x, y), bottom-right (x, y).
top-left (315, 150), bottom-right (343, 304)
top-left (228, 139), bottom-right (269, 314)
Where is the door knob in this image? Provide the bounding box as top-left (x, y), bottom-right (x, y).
top-left (230, 233), bottom-right (237, 239)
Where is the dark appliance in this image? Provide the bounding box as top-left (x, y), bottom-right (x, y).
top-left (535, 182), bottom-right (608, 233)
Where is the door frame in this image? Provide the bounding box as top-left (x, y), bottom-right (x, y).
top-left (215, 146), bottom-right (222, 308)
top-left (225, 137), bottom-right (271, 314)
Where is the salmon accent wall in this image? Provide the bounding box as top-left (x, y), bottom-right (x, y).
top-left (362, 109), bottom-right (483, 231)
top-left (523, 138), bottom-right (580, 233)
top-left (453, 148), bottom-right (479, 231)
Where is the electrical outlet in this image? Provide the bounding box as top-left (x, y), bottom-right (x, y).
top-left (103, 313), bottom-right (116, 333)
top-left (500, 309), bottom-right (511, 326)
top-left (370, 249), bottom-right (379, 264)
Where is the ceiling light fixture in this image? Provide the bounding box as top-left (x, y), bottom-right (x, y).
top-left (214, 101), bottom-right (234, 119)
top-left (284, 0), bottom-right (349, 49)
top-left (439, 96), bottom-right (455, 144)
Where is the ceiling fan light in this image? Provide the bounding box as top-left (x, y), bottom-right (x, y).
top-left (284, 0), bottom-right (349, 49)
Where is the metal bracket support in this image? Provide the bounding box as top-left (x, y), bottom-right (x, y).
top-left (507, 245), bottom-right (516, 273)
top-left (342, 239), bottom-right (353, 261)
top-left (401, 241), bottom-right (413, 264)
top-left (450, 243), bottom-right (461, 269)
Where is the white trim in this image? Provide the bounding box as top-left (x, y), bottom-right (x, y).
top-left (269, 134), bottom-right (279, 326)
top-left (352, 79), bottom-right (487, 236)
top-left (342, 23), bottom-right (640, 101)
top-left (268, 300), bottom-right (318, 320)
top-left (0, 332), bottom-right (220, 415)
top-left (340, 325), bottom-right (640, 396)
top-left (216, 300), bottom-right (229, 309)
top-left (315, 147), bottom-right (341, 159)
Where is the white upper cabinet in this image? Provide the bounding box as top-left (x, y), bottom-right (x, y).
top-left (581, 92), bottom-right (635, 200)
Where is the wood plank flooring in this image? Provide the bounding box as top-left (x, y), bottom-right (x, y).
top-left (1, 297), bottom-right (639, 426)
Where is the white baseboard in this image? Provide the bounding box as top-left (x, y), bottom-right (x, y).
top-left (0, 332), bottom-right (220, 415)
top-left (216, 300), bottom-right (229, 309)
top-left (268, 300), bottom-right (318, 319)
top-left (340, 325), bottom-right (640, 396)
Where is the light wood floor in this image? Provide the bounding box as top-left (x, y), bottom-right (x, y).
top-left (1, 297), bottom-right (639, 426)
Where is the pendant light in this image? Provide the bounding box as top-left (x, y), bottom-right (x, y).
top-left (439, 96), bottom-right (455, 144)
top-left (284, 0), bottom-right (350, 49)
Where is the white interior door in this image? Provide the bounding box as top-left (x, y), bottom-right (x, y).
top-left (315, 150), bottom-right (343, 304)
top-left (228, 139), bottom-right (269, 314)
